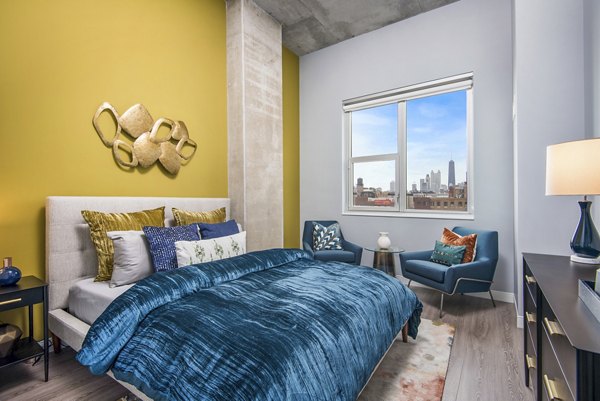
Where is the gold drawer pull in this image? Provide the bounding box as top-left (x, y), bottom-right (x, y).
top-left (543, 317), bottom-right (565, 337)
top-left (0, 297), bottom-right (22, 306)
top-left (525, 275), bottom-right (536, 284)
top-left (525, 312), bottom-right (536, 324)
top-left (525, 354), bottom-right (536, 370)
top-left (543, 374), bottom-right (563, 401)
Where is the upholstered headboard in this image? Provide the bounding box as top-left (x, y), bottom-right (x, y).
top-left (45, 196), bottom-right (230, 311)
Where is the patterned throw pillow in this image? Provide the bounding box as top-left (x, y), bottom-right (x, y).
top-left (430, 240), bottom-right (467, 266)
top-left (175, 232), bottom-right (247, 267)
top-left (81, 207), bottom-right (165, 281)
top-left (312, 222), bottom-right (343, 251)
top-left (143, 224), bottom-right (200, 272)
top-left (172, 207), bottom-right (226, 226)
top-left (440, 228), bottom-right (477, 263)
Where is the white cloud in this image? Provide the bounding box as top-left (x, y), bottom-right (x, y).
top-left (417, 102), bottom-right (448, 119)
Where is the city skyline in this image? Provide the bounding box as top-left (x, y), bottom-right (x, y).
top-left (356, 157), bottom-right (467, 194)
top-left (351, 90), bottom-right (468, 191)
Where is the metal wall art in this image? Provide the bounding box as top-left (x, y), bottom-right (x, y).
top-left (92, 102), bottom-right (197, 175)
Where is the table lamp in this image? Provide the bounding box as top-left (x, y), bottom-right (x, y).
top-left (546, 138), bottom-right (600, 264)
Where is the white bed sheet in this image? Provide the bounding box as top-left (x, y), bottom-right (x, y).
top-left (68, 278), bottom-right (133, 325)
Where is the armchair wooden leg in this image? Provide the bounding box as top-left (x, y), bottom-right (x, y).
top-left (439, 293), bottom-right (444, 318)
top-left (489, 290), bottom-right (496, 308)
top-left (401, 323), bottom-right (408, 343)
top-left (407, 280), bottom-right (411, 288)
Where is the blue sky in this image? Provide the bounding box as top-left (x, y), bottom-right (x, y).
top-left (351, 90), bottom-right (467, 191)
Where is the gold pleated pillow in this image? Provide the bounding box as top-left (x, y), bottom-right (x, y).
top-left (82, 207), bottom-right (165, 281)
top-left (172, 207), bottom-right (226, 226)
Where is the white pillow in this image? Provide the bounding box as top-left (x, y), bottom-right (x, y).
top-left (175, 231), bottom-right (247, 267)
top-left (107, 231), bottom-right (153, 287)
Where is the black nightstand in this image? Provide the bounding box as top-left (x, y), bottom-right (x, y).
top-left (0, 276), bottom-right (48, 381)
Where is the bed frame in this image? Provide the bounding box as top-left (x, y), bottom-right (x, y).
top-left (46, 196), bottom-right (409, 399)
top-left (45, 196), bottom-right (231, 400)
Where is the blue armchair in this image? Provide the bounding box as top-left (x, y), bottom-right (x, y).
top-left (302, 220), bottom-right (363, 265)
top-left (399, 227), bottom-right (498, 317)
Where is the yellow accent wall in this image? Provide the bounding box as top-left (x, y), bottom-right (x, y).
top-left (282, 47), bottom-right (300, 248)
top-left (0, 0), bottom-right (227, 338)
top-left (0, 1), bottom-right (301, 339)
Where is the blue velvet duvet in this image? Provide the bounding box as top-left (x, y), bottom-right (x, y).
top-left (77, 249), bottom-right (422, 401)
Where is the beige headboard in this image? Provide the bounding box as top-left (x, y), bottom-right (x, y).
top-left (45, 196), bottom-right (230, 311)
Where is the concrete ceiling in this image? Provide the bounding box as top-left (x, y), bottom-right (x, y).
top-left (253, 0), bottom-right (461, 56)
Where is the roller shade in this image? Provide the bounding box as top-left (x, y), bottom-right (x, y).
top-left (343, 72), bottom-right (473, 112)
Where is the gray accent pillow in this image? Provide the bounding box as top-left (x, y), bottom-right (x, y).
top-left (107, 231), bottom-right (153, 287)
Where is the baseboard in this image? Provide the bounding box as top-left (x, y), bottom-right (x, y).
top-left (514, 293), bottom-right (524, 329)
top-left (396, 276), bottom-right (515, 304)
top-left (516, 315), bottom-right (524, 329)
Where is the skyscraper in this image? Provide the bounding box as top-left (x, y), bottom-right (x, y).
top-left (430, 170), bottom-right (441, 193)
top-left (448, 158), bottom-right (456, 188)
top-left (356, 177), bottom-right (364, 195)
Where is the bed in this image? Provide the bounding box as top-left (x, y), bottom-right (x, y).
top-left (46, 196), bottom-right (422, 401)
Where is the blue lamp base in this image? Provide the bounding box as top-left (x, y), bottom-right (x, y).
top-left (570, 200), bottom-right (600, 264)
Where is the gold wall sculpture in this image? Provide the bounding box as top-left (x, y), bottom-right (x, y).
top-left (92, 102), bottom-right (197, 175)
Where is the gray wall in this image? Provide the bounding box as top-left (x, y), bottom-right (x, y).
top-left (513, 0), bottom-right (589, 317)
top-left (584, 0), bottom-right (600, 252)
top-left (586, 0), bottom-right (600, 137)
top-left (300, 0), bottom-right (515, 293)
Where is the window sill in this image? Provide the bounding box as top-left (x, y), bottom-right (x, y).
top-left (342, 210), bottom-right (475, 220)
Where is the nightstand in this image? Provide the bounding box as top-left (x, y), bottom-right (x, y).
top-left (0, 276), bottom-right (48, 381)
top-left (364, 246), bottom-right (405, 276)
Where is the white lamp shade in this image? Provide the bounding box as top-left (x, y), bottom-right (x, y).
top-left (546, 138), bottom-right (600, 196)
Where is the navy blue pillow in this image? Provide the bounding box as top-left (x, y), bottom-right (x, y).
top-left (143, 224), bottom-right (200, 272)
top-left (198, 219), bottom-right (239, 239)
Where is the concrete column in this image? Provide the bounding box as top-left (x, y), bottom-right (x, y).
top-left (227, 0), bottom-right (283, 250)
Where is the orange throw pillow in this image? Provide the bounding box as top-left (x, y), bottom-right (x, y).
top-left (440, 228), bottom-right (477, 263)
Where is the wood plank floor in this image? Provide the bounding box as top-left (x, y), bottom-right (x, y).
top-left (0, 286), bottom-right (533, 401)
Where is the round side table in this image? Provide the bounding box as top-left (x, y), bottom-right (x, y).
top-left (365, 246), bottom-right (404, 277)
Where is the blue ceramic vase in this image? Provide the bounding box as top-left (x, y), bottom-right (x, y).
top-left (571, 201), bottom-right (600, 258)
top-left (0, 266), bottom-right (21, 286)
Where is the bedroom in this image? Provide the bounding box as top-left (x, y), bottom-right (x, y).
top-left (1, 0), bottom-right (600, 400)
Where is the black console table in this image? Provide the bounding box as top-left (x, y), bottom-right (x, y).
top-left (523, 253), bottom-right (600, 401)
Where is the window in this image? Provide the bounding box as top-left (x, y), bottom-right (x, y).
top-left (344, 73), bottom-right (473, 217)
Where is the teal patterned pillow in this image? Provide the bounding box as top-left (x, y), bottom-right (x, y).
top-left (312, 222), bottom-right (343, 251)
top-left (430, 240), bottom-right (466, 266)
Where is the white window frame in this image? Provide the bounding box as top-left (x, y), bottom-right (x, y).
top-left (343, 73), bottom-right (475, 220)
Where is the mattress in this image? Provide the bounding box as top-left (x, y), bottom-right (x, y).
top-left (68, 278), bottom-right (133, 325)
